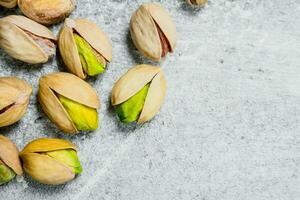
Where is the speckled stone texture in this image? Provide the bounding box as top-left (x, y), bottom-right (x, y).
top-left (0, 0), bottom-right (300, 199)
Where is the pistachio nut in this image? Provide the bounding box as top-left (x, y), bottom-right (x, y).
top-left (59, 18), bottom-right (112, 79)
top-left (130, 3), bottom-right (176, 61)
top-left (111, 65), bottom-right (166, 123)
top-left (18, 0), bottom-right (76, 25)
top-left (0, 135), bottom-right (23, 185)
top-left (0, 15), bottom-right (56, 64)
top-left (0, 0), bottom-right (17, 8)
top-left (186, 0), bottom-right (207, 6)
top-left (38, 72), bottom-right (100, 134)
top-left (20, 138), bottom-right (82, 185)
top-left (0, 77), bottom-right (32, 127)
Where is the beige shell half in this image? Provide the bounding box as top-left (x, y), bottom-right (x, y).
top-left (0, 15), bottom-right (56, 64)
top-left (130, 3), bottom-right (176, 61)
top-left (18, 0), bottom-right (76, 25)
top-left (21, 153), bottom-right (75, 185)
top-left (111, 64), bottom-right (166, 123)
top-left (59, 18), bottom-right (112, 79)
top-left (0, 135), bottom-right (23, 175)
top-left (20, 138), bottom-right (76, 154)
top-left (0, 0), bottom-right (17, 8)
top-left (0, 77), bottom-right (32, 127)
top-left (186, 0), bottom-right (207, 6)
top-left (38, 72), bottom-right (100, 134)
top-left (20, 138), bottom-right (77, 185)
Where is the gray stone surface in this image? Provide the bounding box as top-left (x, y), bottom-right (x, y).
top-left (1, 0), bottom-right (300, 199)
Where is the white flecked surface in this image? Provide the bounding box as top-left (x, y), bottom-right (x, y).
top-left (1, 0), bottom-right (300, 199)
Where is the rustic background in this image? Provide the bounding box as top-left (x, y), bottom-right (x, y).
top-left (1, 0), bottom-right (300, 199)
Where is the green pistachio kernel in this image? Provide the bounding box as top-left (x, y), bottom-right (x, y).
top-left (46, 149), bottom-right (82, 174)
top-left (0, 161), bottom-right (16, 185)
top-left (58, 94), bottom-right (98, 131)
top-left (115, 83), bottom-right (150, 123)
top-left (74, 33), bottom-right (105, 76)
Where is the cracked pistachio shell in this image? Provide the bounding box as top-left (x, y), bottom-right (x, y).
top-left (38, 72), bottom-right (100, 134)
top-left (0, 15), bottom-right (56, 64)
top-left (0, 135), bottom-right (23, 177)
top-left (186, 0), bottom-right (207, 6)
top-left (59, 18), bottom-right (112, 79)
top-left (18, 0), bottom-right (76, 25)
top-left (0, 0), bottom-right (17, 8)
top-left (0, 77), bottom-right (32, 127)
top-left (20, 138), bottom-right (79, 185)
top-left (111, 65), bottom-right (166, 123)
top-left (130, 3), bottom-right (176, 61)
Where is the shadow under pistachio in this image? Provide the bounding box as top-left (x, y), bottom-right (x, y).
top-left (24, 173), bottom-right (69, 193)
top-left (0, 6), bottom-right (20, 17)
top-left (0, 49), bottom-right (45, 73)
top-left (85, 73), bottom-right (104, 86)
top-left (55, 47), bottom-right (68, 73)
top-left (0, 120), bottom-right (22, 136)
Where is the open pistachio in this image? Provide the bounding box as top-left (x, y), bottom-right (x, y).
top-left (186, 0), bottom-right (207, 6)
top-left (38, 72), bottom-right (100, 134)
top-left (0, 77), bottom-right (32, 128)
top-left (18, 0), bottom-right (76, 25)
top-left (0, 15), bottom-right (56, 64)
top-left (59, 18), bottom-right (112, 79)
top-left (20, 138), bottom-right (82, 185)
top-left (0, 135), bottom-right (23, 185)
top-left (111, 65), bottom-right (166, 123)
top-left (130, 3), bottom-right (176, 61)
top-left (0, 0), bottom-right (16, 8)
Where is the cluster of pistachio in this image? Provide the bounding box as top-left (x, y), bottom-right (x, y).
top-left (0, 0), bottom-right (207, 185)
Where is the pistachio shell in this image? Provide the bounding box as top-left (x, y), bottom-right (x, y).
top-left (21, 153), bottom-right (75, 185)
top-left (186, 0), bottom-right (207, 6)
top-left (18, 0), bottom-right (76, 25)
top-left (130, 3), bottom-right (176, 61)
top-left (58, 20), bottom-right (85, 79)
top-left (20, 138), bottom-right (80, 185)
top-left (111, 65), bottom-right (161, 105)
top-left (39, 79), bottom-right (77, 133)
top-left (130, 5), bottom-right (161, 61)
top-left (0, 20), bottom-right (48, 63)
top-left (3, 15), bottom-right (56, 40)
top-left (20, 138), bottom-right (76, 154)
top-left (0, 15), bottom-right (56, 64)
top-left (0, 77), bottom-right (32, 127)
top-left (38, 72), bottom-right (100, 134)
top-left (0, 0), bottom-right (17, 8)
top-left (143, 3), bottom-right (176, 51)
top-left (111, 65), bottom-right (166, 123)
top-left (58, 18), bottom-right (112, 79)
top-left (0, 135), bottom-right (23, 175)
top-left (138, 71), bottom-right (166, 123)
top-left (40, 72), bottom-right (99, 108)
